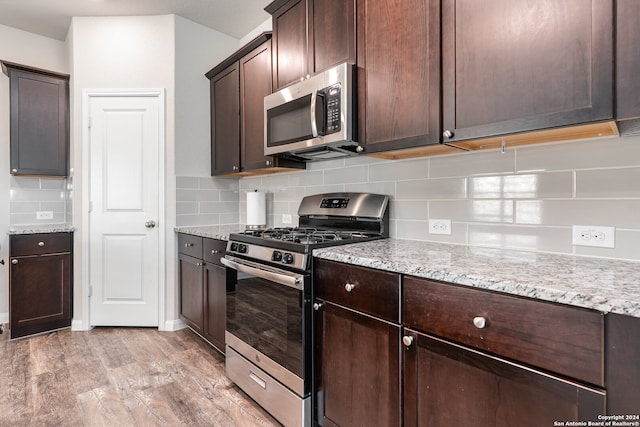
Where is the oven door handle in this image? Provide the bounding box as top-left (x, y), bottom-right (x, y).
top-left (221, 257), bottom-right (304, 291)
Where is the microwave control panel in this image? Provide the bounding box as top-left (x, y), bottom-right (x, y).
top-left (325, 84), bottom-right (341, 134)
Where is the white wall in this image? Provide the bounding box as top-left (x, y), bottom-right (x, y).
top-left (175, 15), bottom-right (238, 177)
top-left (240, 17), bottom-right (272, 46)
top-left (0, 24), bottom-right (68, 323)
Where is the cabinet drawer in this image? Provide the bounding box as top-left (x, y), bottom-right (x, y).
top-left (203, 238), bottom-right (226, 266)
top-left (403, 276), bottom-right (604, 387)
top-left (10, 232), bottom-right (71, 256)
top-left (315, 259), bottom-right (400, 323)
top-left (178, 233), bottom-right (203, 258)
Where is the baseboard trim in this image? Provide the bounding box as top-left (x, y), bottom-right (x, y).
top-left (163, 319), bottom-right (187, 332)
top-left (71, 319), bottom-right (92, 331)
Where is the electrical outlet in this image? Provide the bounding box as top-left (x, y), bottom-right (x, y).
top-left (429, 219), bottom-right (452, 235)
top-left (36, 211), bottom-right (54, 220)
top-left (282, 214), bottom-right (292, 224)
top-left (572, 225), bottom-right (615, 248)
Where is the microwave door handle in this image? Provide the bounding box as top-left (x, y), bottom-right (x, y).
top-left (310, 91), bottom-right (319, 138)
top-left (310, 91), bottom-right (326, 138)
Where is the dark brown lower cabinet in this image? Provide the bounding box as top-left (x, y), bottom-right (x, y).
top-left (178, 253), bottom-right (204, 334)
top-left (203, 260), bottom-right (227, 351)
top-left (177, 233), bottom-right (230, 353)
top-left (9, 232), bottom-right (72, 339)
top-left (315, 302), bottom-right (401, 427)
top-left (403, 330), bottom-right (605, 427)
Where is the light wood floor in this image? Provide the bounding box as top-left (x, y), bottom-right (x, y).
top-left (0, 326), bottom-right (280, 426)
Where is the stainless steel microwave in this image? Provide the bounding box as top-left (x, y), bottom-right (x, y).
top-left (264, 62), bottom-right (360, 161)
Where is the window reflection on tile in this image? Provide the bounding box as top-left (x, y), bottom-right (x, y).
top-left (471, 200), bottom-right (514, 223)
top-left (469, 172), bottom-right (572, 199)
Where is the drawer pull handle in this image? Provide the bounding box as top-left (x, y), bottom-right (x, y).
top-left (249, 370), bottom-right (267, 389)
top-left (211, 250), bottom-right (220, 254)
top-left (11, 259), bottom-right (18, 265)
top-left (473, 316), bottom-right (487, 329)
top-left (184, 243), bottom-right (194, 248)
top-left (38, 241), bottom-right (45, 247)
top-left (344, 283), bottom-right (355, 292)
top-left (402, 336), bottom-right (414, 347)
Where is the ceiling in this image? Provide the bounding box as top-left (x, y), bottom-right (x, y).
top-left (0, 0), bottom-right (271, 41)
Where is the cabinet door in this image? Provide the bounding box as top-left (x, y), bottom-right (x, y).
top-left (315, 301), bottom-right (401, 427)
top-left (178, 253), bottom-right (204, 333)
top-left (211, 62), bottom-right (240, 175)
top-left (7, 68), bottom-right (69, 176)
top-left (203, 263), bottom-right (226, 352)
top-left (442, 0), bottom-right (613, 144)
top-left (356, 0), bottom-right (441, 153)
top-left (308, 0), bottom-right (356, 74)
top-left (10, 253), bottom-right (71, 339)
top-left (240, 40), bottom-right (273, 171)
top-left (403, 330), bottom-right (605, 427)
top-left (271, 0), bottom-right (308, 90)
top-left (616, 0), bottom-right (640, 121)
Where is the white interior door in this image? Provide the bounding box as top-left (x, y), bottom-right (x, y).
top-left (89, 94), bottom-right (162, 327)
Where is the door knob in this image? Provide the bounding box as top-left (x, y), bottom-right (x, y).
top-left (145, 220), bottom-right (156, 228)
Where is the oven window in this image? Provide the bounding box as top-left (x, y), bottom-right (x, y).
top-left (267, 94), bottom-right (313, 147)
top-left (227, 273), bottom-right (304, 378)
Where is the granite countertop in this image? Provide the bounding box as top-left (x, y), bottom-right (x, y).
top-left (313, 239), bottom-right (640, 319)
top-left (8, 224), bottom-right (75, 235)
top-left (174, 224), bottom-right (243, 241)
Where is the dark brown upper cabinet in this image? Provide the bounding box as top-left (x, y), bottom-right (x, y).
top-left (441, 0), bottom-right (614, 147)
top-left (205, 33), bottom-right (304, 176)
top-left (615, 0), bottom-right (640, 133)
top-left (266, 0), bottom-right (356, 90)
top-left (356, 0), bottom-right (460, 158)
top-left (1, 61), bottom-right (70, 177)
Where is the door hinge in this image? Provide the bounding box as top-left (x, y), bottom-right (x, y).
top-left (88, 116), bottom-right (92, 130)
top-left (88, 285), bottom-right (93, 297)
top-left (88, 201), bottom-right (93, 213)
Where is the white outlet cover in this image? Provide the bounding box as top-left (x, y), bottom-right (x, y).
top-left (429, 219), bottom-right (452, 235)
top-left (282, 214), bottom-right (292, 224)
top-left (572, 225), bottom-right (615, 248)
top-left (36, 211), bottom-right (54, 220)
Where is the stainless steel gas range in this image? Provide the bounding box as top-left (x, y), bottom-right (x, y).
top-left (221, 192), bottom-right (390, 427)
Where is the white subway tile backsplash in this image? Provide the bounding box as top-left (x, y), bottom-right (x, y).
top-left (515, 199), bottom-right (640, 228)
top-left (468, 172), bottom-right (573, 199)
top-left (430, 149), bottom-right (515, 178)
top-left (323, 165), bottom-right (368, 185)
top-left (515, 136), bottom-right (640, 172)
top-left (576, 167), bottom-right (640, 198)
top-left (369, 157), bottom-right (429, 182)
top-left (397, 177), bottom-right (467, 200)
top-left (173, 134), bottom-right (640, 260)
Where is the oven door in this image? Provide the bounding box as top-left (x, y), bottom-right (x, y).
top-left (221, 255), bottom-right (311, 397)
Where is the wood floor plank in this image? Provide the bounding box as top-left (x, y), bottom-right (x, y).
top-left (0, 326), bottom-right (280, 426)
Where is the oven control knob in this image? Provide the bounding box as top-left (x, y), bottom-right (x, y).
top-left (271, 251), bottom-right (283, 262)
top-left (238, 244), bottom-right (248, 254)
top-left (230, 242), bottom-right (239, 252)
top-left (282, 253), bottom-right (294, 264)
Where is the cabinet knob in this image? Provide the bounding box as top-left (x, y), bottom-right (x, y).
top-left (402, 336), bottom-right (414, 347)
top-left (344, 283), bottom-right (355, 292)
top-left (443, 129), bottom-right (454, 139)
top-left (232, 166), bottom-right (239, 171)
top-left (266, 160), bottom-right (272, 167)
top-left (313, 302), bottom-right (324, 311)
top-left (11, 259), bottom-right (18, 265)
top-left (11, 168), bottom-right (17, 173)
top-left (38, 241), bottom-right (45, 247)
top-left (211, 250), bottom-right (220, 254)
top-left (185, 243), bottom-right (194, 248)
top-left (473, 316), bottom-right (487, 329)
